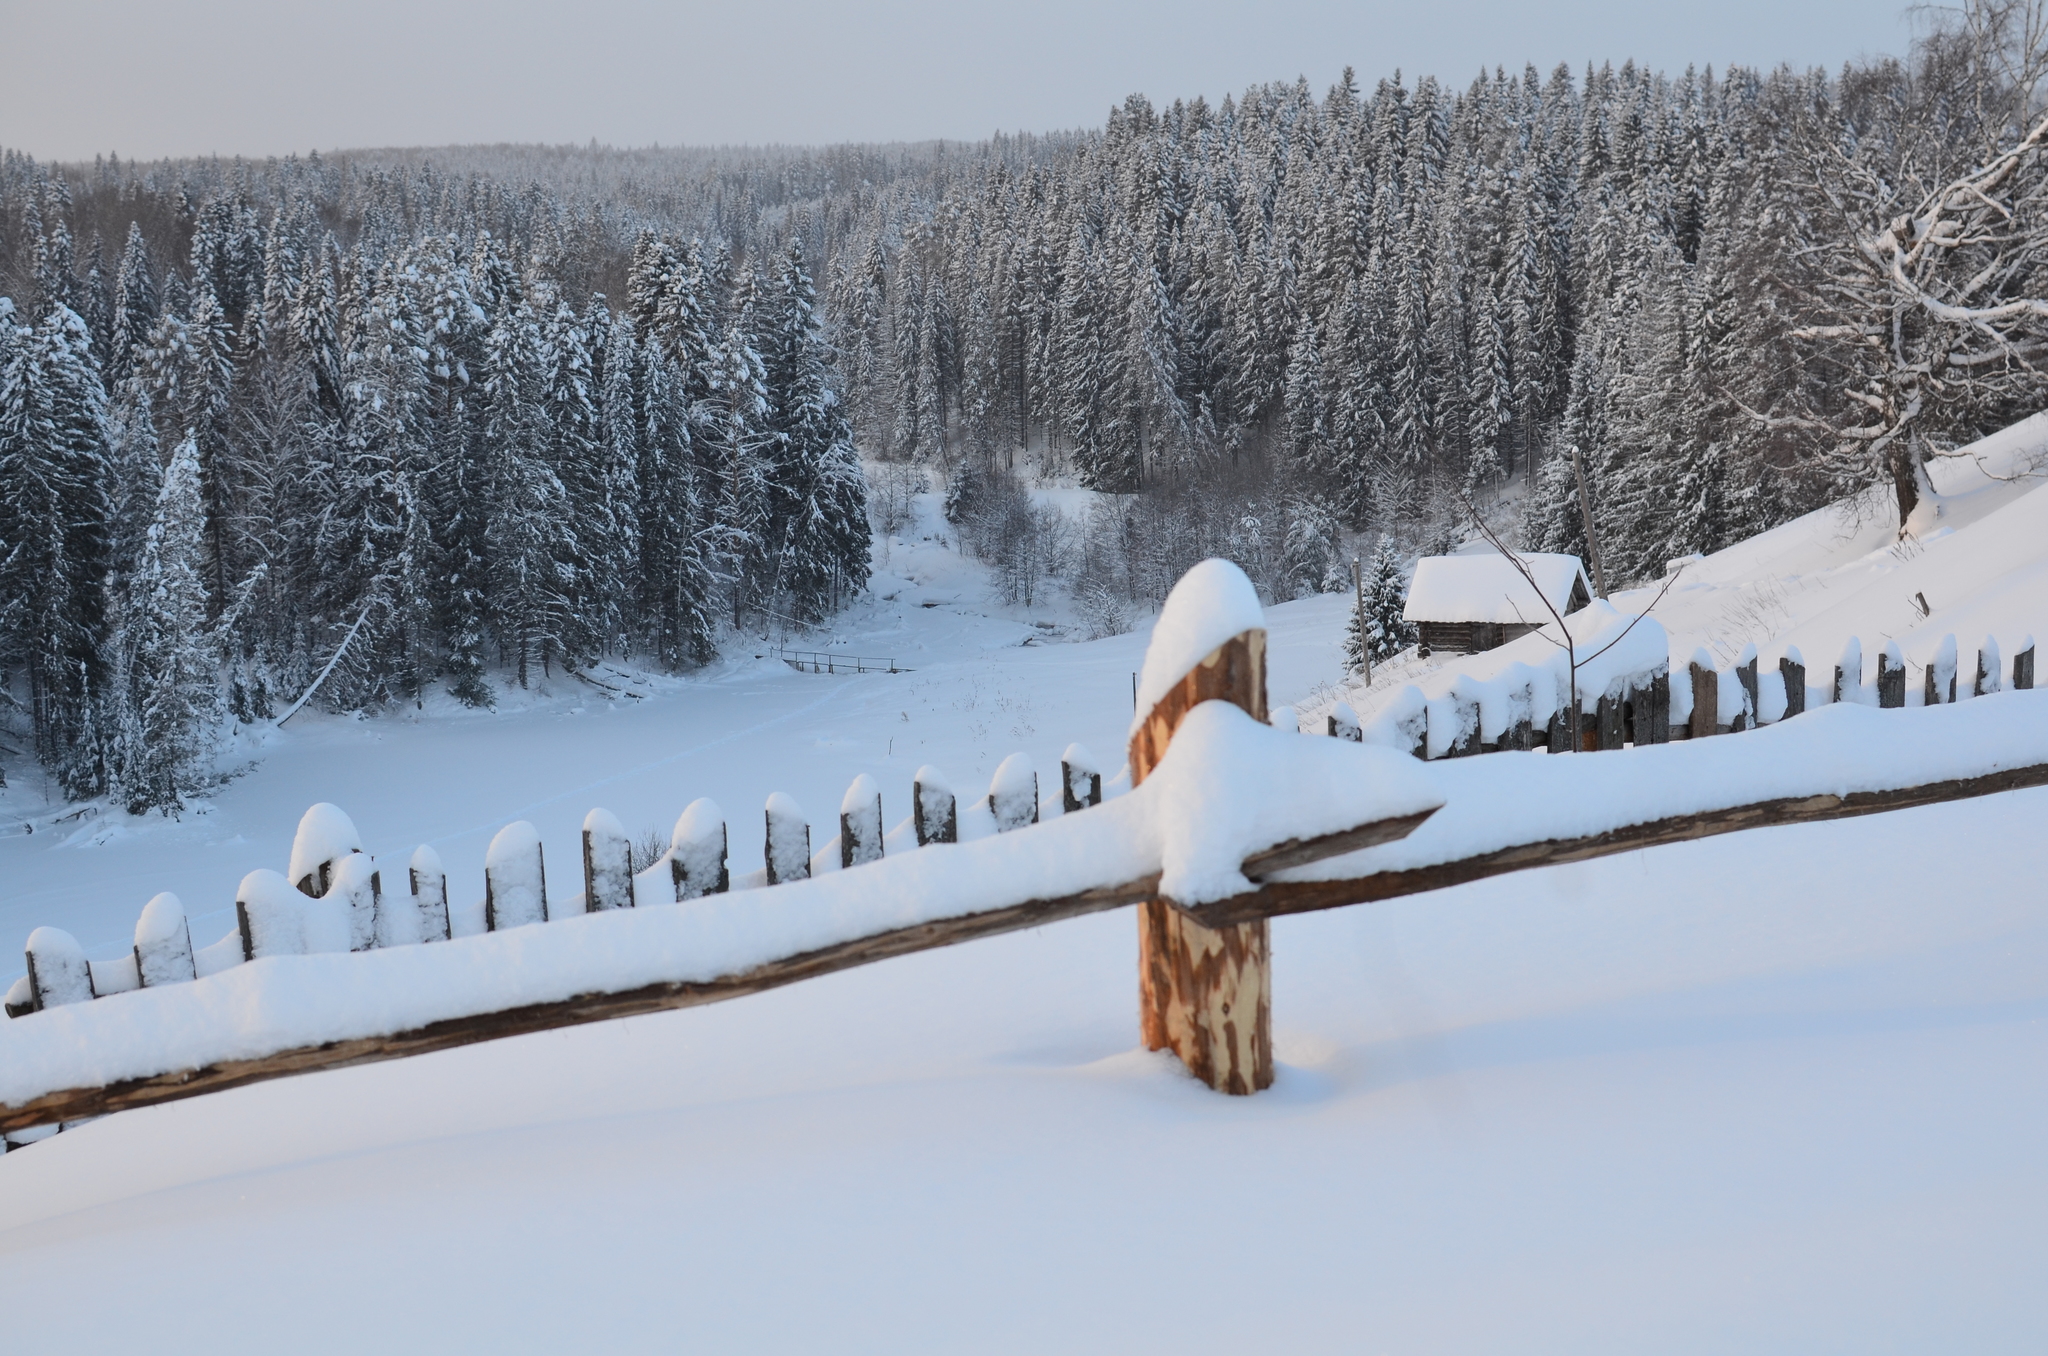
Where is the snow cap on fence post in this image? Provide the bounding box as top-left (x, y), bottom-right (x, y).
top-left (839, 775), bottom-right (885, 868)
top-left (1061, 743), bottom-right (1103, 812)
top-left (1266, 705), bottom-right (1298, 733)
top-left (912, 767), bottom-right (956, 846)
top-left (410, 845), bottom-right (450, 942)
top-left (25, 927), bottom-right (92, 1010)
top-left (764, 793), bottom-right (810, 884)
top-left (484, 821), bottom-right (548, 930)
top-left (989, 753), bottom-right (1039, 832)
top-left (3, 975), bottom-right (32, 1018)
top-left (288, 803), bottom-right (363, 897)
top-left (582, 808), bottom-right (634, 912)
top-left (671, 799), bottom-right (729, 899)
top-left (134, 892), bottom-right (196, 987)
top-left (1128, 558), bottom-right (1265, 738)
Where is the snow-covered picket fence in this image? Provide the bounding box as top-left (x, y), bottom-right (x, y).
top-left (1345, 620), bottom-right (2035, 760)
top-left (7, 560), bottom-right (2048, 1143)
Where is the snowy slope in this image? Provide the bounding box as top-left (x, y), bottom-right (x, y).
top-left (3, 473), bottom-right (2047, 1351)
top-left (1316, 412), bottom-right (2048, 726)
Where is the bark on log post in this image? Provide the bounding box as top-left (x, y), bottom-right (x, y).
top-left (912, 768), bottom-right (956, 846)
top-left (1690, 660), bottom-right (1718, 740)
top-left (582, 809), bottom-right (635, 912)
top-left (1131, 627), bottom-right (1273, 1096)
top-left (1780, 651), bottom-right (1807, 718)
top-left (1925, 635), bottom-right (1958, 707)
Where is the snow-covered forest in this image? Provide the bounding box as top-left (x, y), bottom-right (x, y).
top-left (5, 0), bottom-right (2048, 812)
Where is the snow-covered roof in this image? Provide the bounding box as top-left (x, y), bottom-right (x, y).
top-left (1402, 552), bottom-right (1590, 625)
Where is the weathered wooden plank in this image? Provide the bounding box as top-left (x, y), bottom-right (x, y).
top-left (1179, 758), bottom-right (2048, 929)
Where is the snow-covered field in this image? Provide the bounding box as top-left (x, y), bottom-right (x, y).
top-left (5, 476), bottom-right (2048, 1351)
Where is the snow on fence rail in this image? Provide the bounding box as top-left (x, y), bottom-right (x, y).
top-left (6, 562), bottom-right (2048, 1142)
top-left (1330, 611), bottom-right (2035, 760)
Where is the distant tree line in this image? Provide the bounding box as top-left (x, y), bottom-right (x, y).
top-left (6, 0), bottom-right (2048, 810)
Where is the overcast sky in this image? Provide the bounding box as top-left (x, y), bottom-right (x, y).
top-left (5, 0), bottom-right (1916, 162)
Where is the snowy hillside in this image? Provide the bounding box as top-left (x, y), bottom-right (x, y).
top-left (4, 464), bottom-right (2048, 1352)
top-left (1312, 413), bottom-right (2048, 729)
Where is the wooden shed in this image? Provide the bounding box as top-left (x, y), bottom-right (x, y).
top-left (1403, 551), bottom-right (1591, 656)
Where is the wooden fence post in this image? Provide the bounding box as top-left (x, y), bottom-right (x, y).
top-left (1877, 642), bottom-right (1906, 709)
top-left (1327, 701), bottom-right (1362, 741)
top-left (1596, 692), bottom-right (1626, 749)
top-left (238, 867), bottom-right (348, 958)
top-left (289, 802), bottom-right (363, 898)
top-left (2016, 637), bottom-right (2035, 690)
top-left (410, 846), bottom-right (451, 941)
top-left (912, 768), bottom-right (957, 846)
top-left (1925, 634), bottom-right (1958, 706)
top-left (1690, 656), bottom-right (1719, 739)
top-left (25, 928), bottom-right (93, 1010)
top-left (1837, 637), bottom-right (1863, 705)
top-left (582, 809), bottom-right (635, 912)
top-left (1267, 705), bottom-right (1299, 733)
top-left (1130, 626), bottom-right (1272, 1096)
top-left (329, 852), bottom-right (383, 951)
top-left (484, 821), bottom-right (548, 930)
top-left (840, 775), bottom-right (884, 868)
top-left (1977, 637), bottom-right (2003, 696)
top-left (134, 893), bottom-right (196, 987)
top-left (1061, 743), bottom-right (1103, 811)
top-left (764, 793), bottom-right (810, 885)
top-left (1734, 646), bottom-right (1759, 732)
top-left (989, 754), bottom-right (1039, 832)
top-left (1781, 648), bottom-right (1807, 718)
top-left (671, 799), bottom-right (729, 899)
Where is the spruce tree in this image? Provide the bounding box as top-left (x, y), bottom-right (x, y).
top-left (114, 435), bottom-right (214, 814)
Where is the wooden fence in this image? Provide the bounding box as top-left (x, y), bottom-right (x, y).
top-left (1336, 632), bottom-right (2037, 758)
top-left (769, 647), bottom-right (912, 675)
top-left (5, 576), bottom-right (2046, 1145)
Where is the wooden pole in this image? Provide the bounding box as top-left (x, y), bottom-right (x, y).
top-left (1352, 556), bottom-right (1370, 683)
top-left (1569, 444), bottom-right (1609, 599)
top-left (1130, 629), bottom-right (1273, 1096)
